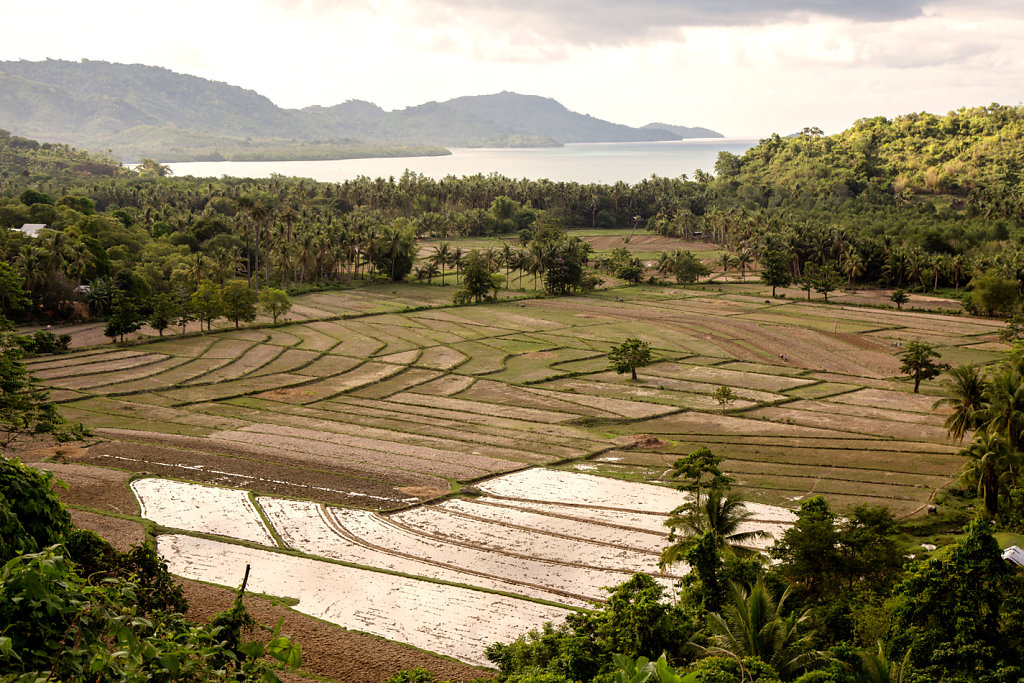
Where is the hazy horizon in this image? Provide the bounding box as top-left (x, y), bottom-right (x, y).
top-left (1, 0), bottom-right (1022, 139)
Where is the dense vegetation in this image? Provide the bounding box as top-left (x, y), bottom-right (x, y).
top-left (483, 452), bottom-right (1024, 683)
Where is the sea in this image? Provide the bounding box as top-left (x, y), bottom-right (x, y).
top-left (164, 138), bottom-right (759, 185)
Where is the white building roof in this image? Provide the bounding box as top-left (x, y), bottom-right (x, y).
top-left (1002, 545), bottom-right (1024, 567)
top-left (18, 223), bottom-right (48, 237)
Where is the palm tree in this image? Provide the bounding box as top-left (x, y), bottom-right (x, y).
top-left (735, 249), bottom-right (753, 281)
top-left (860, 641), bottom-right (913, 683)
top-left (700, 580), bottom-right (821, 680)
top-left (449, 247), bottom-right (465, 285)
top-left (660, 490), bottom-right (766, 569)
top-left (959, 429), bottom-right (1013, 519)
top-left (430, 242), bottom-right (451, 285)
top-left (933, 363), bottom-right (986, 443)
top-left (718, 252), bottom-right (735, 277)
top-left (841, 246), bottom-right (865, 290)
top-left (500, 243), bottom-right (516, 288)
top-left (978, 365), bottom-right (1024, 452)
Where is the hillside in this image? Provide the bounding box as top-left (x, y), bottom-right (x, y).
top-left (642, 122), bottom-right (723, 139)
top-left (712, 105), bottom-right (1024, 218)
top-left (0, 59), bottom-right (721, 161)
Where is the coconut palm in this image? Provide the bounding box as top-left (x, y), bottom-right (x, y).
top-left (430, 242), bottom-right (451, 285)
top-left (660, 489), bottom-right (766, 569)
top-left (860, 641), bottom-right (913, 683)
top-left (700, 580), bottom-right (821, 680)
top-left (978, 365), bottom-right (1024, 451)
top-left (933, 363), bottom-right (986, 443)
top-left (841, 246), bottom-right (865, 290)
top-left (734, 249), bottom-right (754, 281)
top-left (959, 428), bottom-right (1013, 519)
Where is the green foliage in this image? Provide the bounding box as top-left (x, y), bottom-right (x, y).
top-left (888, 520), bottom-right (1024, 682)
top-left (0, 318), bottom-right (85, 447)
top-left (608, 338), bottom-right (653, 380)
top-left (889, 289), bottom-right (909, 310)
top-left (487, 574), bottom-right (697, 683)
top-left (191, 280), bottom-right (224, 331)
top-left (760, 246), bottom-right (792, 296)
top-left (258, 287), bottom-right (292, 323)
top-left (969, 271), bottom-right (1019, 316)
top-left (454, 250), bottom-right (502, 303)
top-left (222, 281), bottom-right (259, 328)
top-left (668, 446), bottom-right (735, 499)
top-left (0, 456), bottom-right (301, 682)
top-left (702, 580), bottom-right (821, 680)
top-left (0, 458), bottom-right (71, 563)
top-left (104, 291), bottom-right (144, 343)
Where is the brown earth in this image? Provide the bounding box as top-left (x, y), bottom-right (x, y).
top-left (69, 509), bottom-right (146, 551)
top-left (180, 579), bottom-right (494, 683)
top-left (71, 435), bottom-right (451, 510)
top-left (23, 459), bottom-right (140, 516)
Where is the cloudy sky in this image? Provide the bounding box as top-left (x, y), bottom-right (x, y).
top-left (1, 0), bottom-right (1021, 137)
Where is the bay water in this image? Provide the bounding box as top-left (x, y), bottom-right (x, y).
top-left (165, 138), bottom-right (758, 184)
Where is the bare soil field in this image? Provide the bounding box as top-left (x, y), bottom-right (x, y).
top-left (20, 281), bottom-right (1001, 679)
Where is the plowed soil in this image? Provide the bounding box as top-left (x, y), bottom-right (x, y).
top-left (71, 434), bottom-right (449, 510)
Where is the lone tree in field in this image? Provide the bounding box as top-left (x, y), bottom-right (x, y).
top-left (258, 287), bottom-right (292, 323)
top-left (713, 386), bottom-right (738, 411)
top-left (900, 341), bottom-right (948, 393)
top-left (890, 288), bottom-right (910, 310)
top-left (609, 338), bottom-right (652, 380)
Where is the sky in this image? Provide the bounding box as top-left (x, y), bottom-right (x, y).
top-left (0, 0), bottom-right (1022, 138)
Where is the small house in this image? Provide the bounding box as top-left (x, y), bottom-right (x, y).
top-left (1003, 545), bottom-right (1024, 567)
top-left (17, 223), bottom-right (48, 238)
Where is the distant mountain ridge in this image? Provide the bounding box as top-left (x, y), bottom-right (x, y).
top-left (0, 59), bottom-right (723, 161)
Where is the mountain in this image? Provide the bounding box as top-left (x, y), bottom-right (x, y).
top-left (641, 122), bottom-right (724, 139)
top-left (0, 59), bottom-right (722, 161)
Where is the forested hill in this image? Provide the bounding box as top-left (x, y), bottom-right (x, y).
top-left (0, 59), bottom-right (721, 161)
top-left (712, 105), bottom-right (1024, 220)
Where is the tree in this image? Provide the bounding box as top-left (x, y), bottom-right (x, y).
top-left (609, 338), bottom-right (653, 380)
top-left (701, 580), bottom-right (821, 680)
top-left (969, 271), bottom-right (1019, 316)
top-left (933, 363), bottom-right (985, 443)
top-left (670, 250), bottom-right (710, 285)
top-left (661, 489), bottom-right (766, 569)
top-left (668, 446), bottom-right (734, 501)
top-left (259, 287), bottom-right (292, 323)
top-left (959, 429), bottom-right (1012, 519)
top-left (889, 289), bottom-right (909, 310)
top-left (899, 341), bottom-right (948, 393)
top-left (813, 264), bottom-right (842, 302)
top-left (103, 292), bottom-right (144, 343)
top-left (148, 292), bottom-right (180, 337)
top-left (0, 319), bottom-right (85, 448)
top-left (760, 248), bottom-right (792, 297)
top-left (888, 520), bottom-right (1024, 682)
top-left (222, 281), bottom-right (258, 328)
top-left (191, 280), bottom-right (224, 331)
top-left (713, 386), bottom-right (737, 411)
top-left (453, 250), bottom-right (501, 304)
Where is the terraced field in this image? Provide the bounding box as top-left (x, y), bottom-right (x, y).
top-left (34, 285), bottom-right (1000, 517)
top-left (24, 281), bottom-right (1005, 674)
top-left (133, 470), bottom-right (793, 666)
